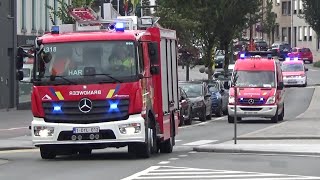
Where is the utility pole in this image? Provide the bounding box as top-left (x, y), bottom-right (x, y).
top-left (291, 0), bottom-right (294, 47)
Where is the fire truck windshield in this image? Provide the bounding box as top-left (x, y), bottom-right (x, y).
top-left (235, 71), bottom-right (276, 88)
top-left (38, 40), bottom-right (138, 84)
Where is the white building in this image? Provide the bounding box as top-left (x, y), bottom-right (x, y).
top-left (17, 0), bottom-right (71, 46)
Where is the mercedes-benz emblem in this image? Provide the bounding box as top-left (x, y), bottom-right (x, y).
top-left (248, 99), bottom-right (255, 105)
top-left (78, 98), bottom-right (93, 113)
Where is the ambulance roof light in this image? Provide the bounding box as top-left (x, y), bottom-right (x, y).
top-left (115, 22), bottom-right (125, 32)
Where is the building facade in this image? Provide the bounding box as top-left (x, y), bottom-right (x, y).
top-left (0, 0), bottom-right (16, 109)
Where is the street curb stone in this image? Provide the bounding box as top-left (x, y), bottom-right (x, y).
top-left (193, 144), bottom-right (320, 156)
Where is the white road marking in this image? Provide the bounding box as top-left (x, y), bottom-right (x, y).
top-left (174, 140), bottom-right (182, 143)
top-left (168, 158), bottom-right (179, 161)
top-left (182, 140), bottom-right (218, 146)
top-left (179, 116), bottom-right (226, 129)
top-left (158, 161), bottom-right (170, 165)
top-left (188, 151), bottom-right (197, 154)
top-left (178, 154), bottom-right (188, 157)
top-left (122, 165), bottom-right (320, 180)
top-left (0, 127), bottom-right (28, 131)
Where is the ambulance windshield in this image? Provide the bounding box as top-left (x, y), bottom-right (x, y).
top-left (40, 41), bottom-right (138, 81)
top-left (234, 71), bottom-right (275, 88)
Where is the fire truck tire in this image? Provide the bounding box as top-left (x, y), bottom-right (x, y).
top-left (40, 146), bottom-right (56, 159)
top-left (78, 149), bottom-right (92, 156)
top-left (160, 117), bottom-right (174, 153)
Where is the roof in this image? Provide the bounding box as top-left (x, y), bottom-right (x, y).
top-left (282, 60), bottom-right (304, 65)
top-left (40, 30), bottom-right (145, 43)
top-left (235, 59), bottom-right (275, 71)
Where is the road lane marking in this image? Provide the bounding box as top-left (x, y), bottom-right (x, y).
top-left (188, 151), bottom-right (197, 154)
top-left (122, 165), bottom-right (320, 179)
top-left (182, 140), bottom-right (218, 146)
top-left (179, 116), bottom-right (226, 129)
top-left (168, 158), bottom-right (179, 161)
top-left (0, 149), bottom-right (38, 154)
top-left (158, 161), bottom-right (170, 165)
top-left (178, 154), bottom-right (188, 157)
top-left (0, 127), bottom-right (28, 131)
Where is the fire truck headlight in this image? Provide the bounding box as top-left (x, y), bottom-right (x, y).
top-left (266, 96), bottom-right (276, 104)
top-left (119, 123), bottom-right (141, 135)
top-left (34, 126), bottom-right (54, 137)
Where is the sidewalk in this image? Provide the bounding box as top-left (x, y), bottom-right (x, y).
top-left (194, 87), bottom-right (320, 156)
top-left (0, 136), bottom-right (35, 151)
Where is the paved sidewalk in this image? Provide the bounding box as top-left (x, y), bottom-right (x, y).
top-left (194, 87), bottom-right (320, 155)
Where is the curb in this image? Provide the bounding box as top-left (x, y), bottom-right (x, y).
top-left (193, 146), bottom-right (320, 156)
top-left (236, 136), bottom-right (320, 140)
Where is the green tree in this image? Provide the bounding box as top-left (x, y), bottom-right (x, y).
top-left (46, 0), bottom-right (95, 24)
top-left (301, 0), bottom-right (320, 37)
top-left (215, 0), bottom-right (262, 75)
top-left (261, 0), bottom-right (277, 46)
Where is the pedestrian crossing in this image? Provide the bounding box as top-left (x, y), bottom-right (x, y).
top-left (122, 165), bottom-right (320, 180)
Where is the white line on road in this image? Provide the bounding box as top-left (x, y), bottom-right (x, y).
top-left (188, 151), bottom-right (197, 154)
top-left (182, 140), bottom-right (218, 146)
top-left (158, 161), bottom-right (170, 165)
top-left (121, 166), bottom-right (160, 180)
top-left (168, 158), bottom-right (179, 161)
top-left (174, 140), bottom-right (182, 143)
top-left (178, 154), bottom-right (188, 157)
top-left (0, 127), bottom-right (28, 131)
top-left (179, 116), bottom-right (226, 129)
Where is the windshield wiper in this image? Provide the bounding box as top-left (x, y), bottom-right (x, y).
top-left (83, 73), bottom-right (122, 83)
top-left (45, 75), bottom-right (78, 85)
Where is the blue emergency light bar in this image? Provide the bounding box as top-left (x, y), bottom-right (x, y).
top-left (51, 26), bottom-right (60, 34)
top-left (285, 57), bottom-right (299, 61)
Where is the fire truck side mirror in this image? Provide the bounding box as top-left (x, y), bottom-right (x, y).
top-left (148, 42), bottom-right (159, 65)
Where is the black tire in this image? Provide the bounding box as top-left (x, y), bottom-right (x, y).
top-left (228, 115), bottom-right (234, 123)
top-left (271, 108), bottom-right (279, 123)
top-left (279, 105), bottom-right (284, 121)
top-left (303, 81), bottom-right (307, 87)
top-left (134, 117), bottom-right (155, 158)
top-left (199, 107), bottom-right (207, 122)
top-left (40, 146), bottom-right (56, 160)
top-left (184, 112), bottom-right (192, 125)
top-left (206, 107), bottom-right (212, 120)
top-left (78, 149), bottom-right (92, 156)
top-left (215, 105), bottom-right (223, 117)
top-left (160, 116), bottom-right (174, 153)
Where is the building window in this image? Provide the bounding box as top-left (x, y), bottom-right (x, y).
top-left (282, 2), bottom-right (288, 15)
top-left (304, 26), bottom-right (308, 41)
top-left (309, 27), bottom-right (313, 41)
top-left (21, 0), bottom-right (26, 31)
top-left (282, 27), bottom-right (287, 42)
top-left (32, 0), bottom-right (36, 31)
top-left (294, 0), bottom-right (297, 14)
top-left (299, 0), bottom-right (303, 14)
top-left (288, 1), bottom-right (291, 15)
top-left (45, 0), bottom-right (49, 31)
top-left (299, 26), bottom-right (303, 41)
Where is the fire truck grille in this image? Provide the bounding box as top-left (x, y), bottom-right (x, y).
top-left (238, 98), bottom-right (264, 105)
top-left (57, 130), bottom-right (116, 141)
top-left (42, 99), bottom-right (130, 124)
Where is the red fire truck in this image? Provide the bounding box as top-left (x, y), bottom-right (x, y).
top-left (16, 8), bottom-right (179, 159)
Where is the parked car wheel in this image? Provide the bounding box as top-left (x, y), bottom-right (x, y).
top-left (215, 104), bottom-right (223, 117)
top-left (199, 107), bottom-right (207, 122)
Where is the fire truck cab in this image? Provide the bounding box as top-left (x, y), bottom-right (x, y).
top-left (16, 9), bottom-right (179, 159)
top-left (228, 51), bottom-right (285, 123)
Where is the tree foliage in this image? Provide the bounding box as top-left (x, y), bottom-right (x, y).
top-left (46, 0), bottom-right (96, 24)
top-left (302, 0), bottom-right (320, 36)
top-left (157, 0), bottom-right (262, 79)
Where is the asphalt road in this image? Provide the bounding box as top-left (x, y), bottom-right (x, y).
top-left (0, 64), bottom-right (319, 179)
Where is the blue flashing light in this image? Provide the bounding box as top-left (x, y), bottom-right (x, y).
top-left (108, 100), bottom-right (120, 113)
top-left (52, 104), bottom-right (62, 113)
top-left (115, 22), bottom-right (125, 32)
top-left (240, 53), bottom-right (246, 59)
top-left (51, 25), bottom-right (60, 34)
top-left (293, 57), bottom-right (299, 61)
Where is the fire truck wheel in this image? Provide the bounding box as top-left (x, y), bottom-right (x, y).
top-left (160, 118), bottom-right (174, 153)
top-left (40, 146), bottom-right (56, 159)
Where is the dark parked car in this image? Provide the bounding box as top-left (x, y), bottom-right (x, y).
top-left (271, 42), bottom-right (291, 61)
top-left (202, 80), bottom-right (229, 117)
top-left (255, 40), bottom-right (268, 51)
top-left (215, 50), bottom-right (225, 68)
top-left (179, 81), bottom-right (212, 122)
top-left (178, 87), bottom-right (192, 126)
